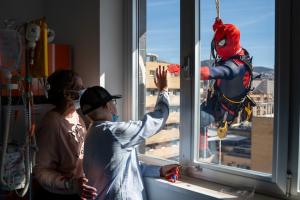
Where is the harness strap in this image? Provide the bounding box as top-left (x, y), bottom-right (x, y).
top-left (221, 103), bottom-right (236, 116)
top-left (228, 48), bottom-right (254, 84)
top-left (222, 94), bottom-right (244, 104)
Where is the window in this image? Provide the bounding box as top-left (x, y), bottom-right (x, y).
top-left (197, 0), bottom-right (275, 175)
top-left (146, 89), bottom-right (158, 96)
top-left (149, 70), bottom-right (155, 76)
top-left (170, 106), bottom-right (180, 113)
top-left (137, 0), bottom-right (180, 161)
top-left (127, 0), bottom-right (299, 198)
top-left (179, 0), bottom-right (290, 197)
top-left (170, 72), bottom-right (179, 77)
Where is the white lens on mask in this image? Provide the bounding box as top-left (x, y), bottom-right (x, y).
top-left (218, 38), bottom-right (226, 47)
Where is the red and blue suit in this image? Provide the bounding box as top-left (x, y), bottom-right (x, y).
top-left (199, 19), bottom-right (252, 156)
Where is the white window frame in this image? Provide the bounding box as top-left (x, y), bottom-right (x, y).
top-left (124, 0), bottom-right (300, 199)
top-left (181, 0), bottom-right (291, 197)
top-left (124, 0), bottom-right (139, 122)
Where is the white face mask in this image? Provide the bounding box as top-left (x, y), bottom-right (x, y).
top-left (73, 89), bottom-right (86, 110)
top-left (78, 89), bottom-right (86, 96)
top-left (73, 100), bottom-right (81, 110)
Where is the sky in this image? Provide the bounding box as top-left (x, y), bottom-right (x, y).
top-left (147, 0), bottom-right (275, 68)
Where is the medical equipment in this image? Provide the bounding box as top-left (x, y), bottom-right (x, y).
top-left (0, 25), bottom-right (27, 193)
top-left (0, 19), bottom-right (44, 198)
top-left (30, 18), bottom-right (49, 78)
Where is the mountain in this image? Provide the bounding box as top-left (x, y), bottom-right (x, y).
top-left (253, 66), bottom-right (274, 74)
top-left (253, 66), bottom-right (274, 80)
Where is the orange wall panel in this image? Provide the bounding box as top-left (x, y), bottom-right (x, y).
top-left (48, 44), bottom-right (71, 74)
top-left (1, 44), bottom-right (71, 97)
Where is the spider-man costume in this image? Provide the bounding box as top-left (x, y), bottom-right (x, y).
top-left (199, 18), bottom-right (254, 157)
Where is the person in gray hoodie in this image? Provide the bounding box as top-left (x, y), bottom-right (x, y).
top-left (80, 66), bottom-right (179, 200)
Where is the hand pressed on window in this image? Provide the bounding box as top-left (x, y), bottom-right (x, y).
top-left (154, 65), bottom-right (168, 92)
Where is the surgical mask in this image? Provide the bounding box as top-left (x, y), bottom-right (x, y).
top-left (73, 100), bottom-right (81, 110)
top-left (73, 89), bottom-right (86, 110)
top-left (112, 114), bottom-right (119, 122)
top-left (78, 89), bottom-right (86, 97)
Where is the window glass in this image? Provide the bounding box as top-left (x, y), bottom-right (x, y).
top-left (138, 0), bottom-right (180, 161)
top-left (198, 0), bottom-right (275, 174)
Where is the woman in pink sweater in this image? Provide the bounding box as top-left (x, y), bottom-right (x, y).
top-left (34, 70), bottom-right (97, 200)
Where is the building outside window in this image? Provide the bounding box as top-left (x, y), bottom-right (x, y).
top-left (149, 70), bottom-right (155, 76)
top-left (138, 0), bottom-right (180, 161)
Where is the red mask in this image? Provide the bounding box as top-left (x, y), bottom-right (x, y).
top-left (213, 18), bottom-right (242, 60)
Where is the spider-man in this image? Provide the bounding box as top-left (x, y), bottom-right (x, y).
top-left (199, 18), bottom-right (255, 158)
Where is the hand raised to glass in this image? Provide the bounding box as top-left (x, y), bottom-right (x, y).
top-left (154, 65), bottom-right (168, 92)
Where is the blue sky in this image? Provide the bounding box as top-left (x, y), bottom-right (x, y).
top-left (147, 0), bottom-right (275, 68)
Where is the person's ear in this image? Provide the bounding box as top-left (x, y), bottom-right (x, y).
top-left (105, 102), bottom-right (112, 111)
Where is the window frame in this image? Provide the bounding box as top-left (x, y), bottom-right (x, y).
top-left (298, 110), bottom-right (300, 194)
top-left (124, 0), bottom-right (139, 122)
top-left (180, 0), bottom-right (291, 198)
top-left (289, 0), bottom-right (300, 198)
top-left (124, 0), bottom-right (300, 199)
top-left (298, 110), bottom-right (300, 193)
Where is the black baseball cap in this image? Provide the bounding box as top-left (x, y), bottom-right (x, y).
top-left (80, 86), bottom-right (122, 115)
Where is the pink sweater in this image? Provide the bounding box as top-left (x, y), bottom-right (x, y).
top-left (34, 109), bottom-right (86, 194)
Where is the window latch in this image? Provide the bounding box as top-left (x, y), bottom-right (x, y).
top-left (182, 55), bottom-right (192, 80)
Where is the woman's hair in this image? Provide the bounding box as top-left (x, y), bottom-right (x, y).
top-left (47, 69), bottom-right (81, 108)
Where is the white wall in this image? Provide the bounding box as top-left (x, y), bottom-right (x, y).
top-left (45, 0), bottom-right (100, 87)
top-left (99, 0), bottom-right (125, 118)
top-left (0, 0), bottom-right (101, 88)
top-left (0, 0), bottom-right (126, 120)
top-left (45, 0), bottom-right (125, 118)
top-left (0, 0), bottom-right (45, 22)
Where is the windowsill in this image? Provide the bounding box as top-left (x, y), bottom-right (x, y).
top-left (139, 155), bottom-right (281, 200)
top-left (144, 176), bottom-right (281, 200)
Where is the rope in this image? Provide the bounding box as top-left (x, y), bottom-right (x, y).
top-left (215, 0), bottom-right (220, 19)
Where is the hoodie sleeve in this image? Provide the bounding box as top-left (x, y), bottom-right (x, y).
top-left (110, 90), bottom-right (169, 148)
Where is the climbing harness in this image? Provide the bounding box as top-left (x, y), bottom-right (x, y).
top-left (215, 50), bottom-right (256, 135)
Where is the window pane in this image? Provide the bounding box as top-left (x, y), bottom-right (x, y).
top-left (198, 0), bottom-right (275, 174)
top-left (138, 0), bottom-right (180, 161)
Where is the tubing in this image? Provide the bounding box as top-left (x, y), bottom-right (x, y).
top-left (0, 74), bottom-right (12, 186)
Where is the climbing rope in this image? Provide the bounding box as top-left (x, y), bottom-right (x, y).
top-left (215, 0), bottom-right (220, 19)
top-left (207, 0), bottom-right (221, 104)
